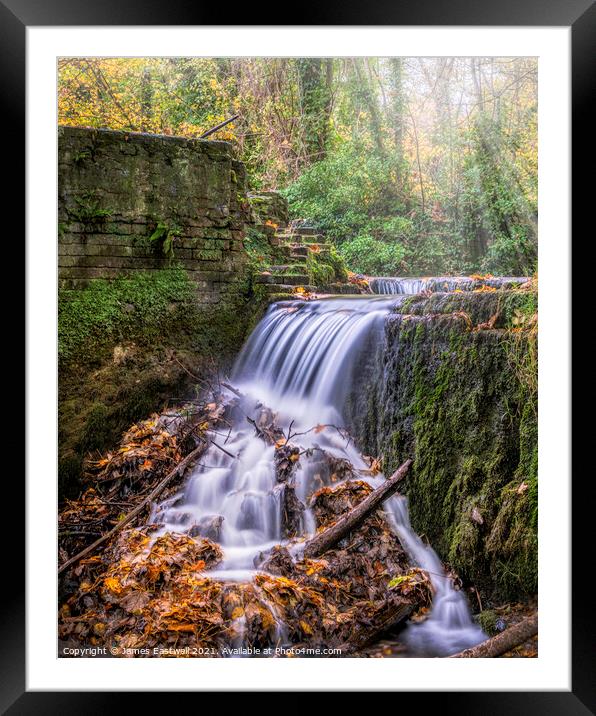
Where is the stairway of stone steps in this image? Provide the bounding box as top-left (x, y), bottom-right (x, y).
top-left (255, 225), bottom-right (349, 296)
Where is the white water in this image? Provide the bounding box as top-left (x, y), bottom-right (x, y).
top-left (151, 296), bottom-right (485, 656)
top-left (371, 275), bottom-right (528, 295)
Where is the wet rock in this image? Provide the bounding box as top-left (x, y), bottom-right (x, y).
top-left (188, 514), bottom-right (224, 542)
top-left (254, 545), bottom-right (296, 576)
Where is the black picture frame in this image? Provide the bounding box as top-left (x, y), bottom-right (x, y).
top-left (8, 0), bottom-right (592, 709)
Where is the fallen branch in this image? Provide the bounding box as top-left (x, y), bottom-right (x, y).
top-left (221, 381), bottom-right (242, 398)
top-left (341, 603), bottom-right (414, 655)
top-left (450, 614), bottom-right (538, 658)
top-left (209, 439), bottom-right (236, 460)
top-left (58, 443), bottom-right (205, 576)
top-left (303, 458), bottom-right (412, 558)
top-left (199, 114), bottom-right (239, 139)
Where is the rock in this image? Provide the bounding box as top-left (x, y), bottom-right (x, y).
top-left (188, 514), bottom-right (224, 542)
top-left (254, 545), bottom-right (295, 576)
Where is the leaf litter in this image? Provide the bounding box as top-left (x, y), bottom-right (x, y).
top-left (59, 389), bottom-right (432, 657)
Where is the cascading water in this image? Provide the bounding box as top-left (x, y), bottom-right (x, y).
top-left (370, 275), bottom-right (529, 295)
top-left (151, 295), bottom-right (485, 656)
top-left (371, 277), bottom-right (430, 294)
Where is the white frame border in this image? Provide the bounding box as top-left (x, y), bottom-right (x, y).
top-left (26, 26), bottom-right (570, 691)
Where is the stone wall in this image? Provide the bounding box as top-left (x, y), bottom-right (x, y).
top-left (58, 126), bottom-right (251, 303)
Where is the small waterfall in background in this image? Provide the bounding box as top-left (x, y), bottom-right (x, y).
top-left (152, 294), bottom-right (486, 656)
top-left (370, 275), bottom-right (529, 295)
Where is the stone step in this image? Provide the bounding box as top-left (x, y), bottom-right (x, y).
top-left (300, 236), bottom-right (326, 245)
top-left (268, 263), bottom-right (307, 273)
top-left (289, 243), bottom-right (332, 255)
top-left (293, 226), bottom-right (319, 236)
top-left (276, 232), bottom-right (327, 245)
top-left (289, 246), bottom-right (309, 257)
top-left (274, 232), bottom-right (300, 243)
top-left (263, 285), bottom-right (294, 295)
top-left (256, 273), bottom-right (311, 286)
top-left (319, 283), bottom-right (362, 295)
top-left (264, 284), bottom-right (317, 294)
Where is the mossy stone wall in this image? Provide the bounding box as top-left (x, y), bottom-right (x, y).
top-left (347, 290), bottom-right (538, 602)
top-left (58, 126), bottom-right (250, 303)
top-left (58, 128), bottom-right (286, 500)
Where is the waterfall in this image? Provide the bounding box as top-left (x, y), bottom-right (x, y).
top-left (370, 275), bottom-right (529, 295)
top-left (371, 277), bottom-right (430, 294)
top-left (151, 295), bottom-right (485, 655)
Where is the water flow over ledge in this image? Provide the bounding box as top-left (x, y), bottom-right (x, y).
top-left (151, 295), bottom-right (485, 656)
top-left (370, 275), bottom-right (529, 295)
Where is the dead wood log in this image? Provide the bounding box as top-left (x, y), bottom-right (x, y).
top-left (341, 603), bottom-right (415, 655)
top-left (450, 614), bottom-right (538, 658)
top-left (58, 443), bottom-right (206, 576)
top-left (303, 458), bottom-right (412, 559)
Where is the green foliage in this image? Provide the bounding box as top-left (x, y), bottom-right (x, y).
top-left (70, 192), bottom-right (112, 223)
top-left (59, 57), bottom-right (537, 277)
top-left (461, 116), bottom-right (537, 276)
top-left (148, 221), bottom-right (181, 259)
top-left (284, 143), bottom-right (418, 274)
top-left (325, 246), bottom-right (349, 282)
top-left (339, 234), bottom-right (406, 276)
top-left (243, 226), bottom-right (276, 267)
top-left (284, 143), bottom-right (406, 243)
top-left (72, 149), bottom-right (92, 165)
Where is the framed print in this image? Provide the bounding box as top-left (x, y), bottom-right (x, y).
top-left (8, 0), bottom-right (591, 708)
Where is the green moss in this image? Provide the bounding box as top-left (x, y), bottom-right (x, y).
top-left (59, 267), bottom-right (196, 365)
top-left (79, 402), bottom-right (112, 453)
top-left (305, 246), bottom-right (349, 287)
top-left (325, 246), bottom-right (349, 282)
top-left (501, 289), bottom-right (538, 328)
top-left (349, 290), bottom-right (538, 602)
top-left (59, 357), bottom-right (201, 500)
top-left (477, 609), bottom-right (500, 635)
top-left (243, 226), bottom-right (286, 270)
top-left (58, 264), bottom-right (271, 500)
top-left (306, 251), bottom-right (334, 286)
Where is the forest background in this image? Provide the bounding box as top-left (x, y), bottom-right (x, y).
top-left (58, 57), bottom-right (538, 276)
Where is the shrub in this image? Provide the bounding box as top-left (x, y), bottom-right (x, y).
top-left (283, 143), bottom-right (407, 243)
top-left (339, 234), bottom-right (406, 276)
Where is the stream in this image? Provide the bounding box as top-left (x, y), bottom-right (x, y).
top-left (151, 286), bottom-right (488, 656)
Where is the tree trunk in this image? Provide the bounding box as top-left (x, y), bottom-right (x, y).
top-left (297, 58), bottom-right (333, 165)
top-left (352, 59), bottom-right (386, 158)
top-left (140, 66), bottom-right (153, 132)
top-left (388, 58), bottom-right (405, 164)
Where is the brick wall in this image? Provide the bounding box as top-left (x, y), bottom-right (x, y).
top-left (58, 126), bottom-right (252, 303)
